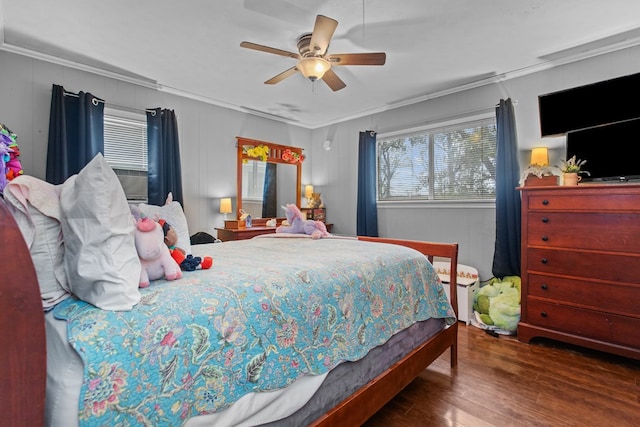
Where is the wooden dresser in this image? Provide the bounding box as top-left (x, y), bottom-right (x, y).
top-left (518, 184), bottom-right (640, 360)
top-left (215, 226), bottom-right (277, 241)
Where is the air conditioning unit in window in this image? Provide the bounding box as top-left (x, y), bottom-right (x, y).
top-left (114, 171), bottom-right (147, 203)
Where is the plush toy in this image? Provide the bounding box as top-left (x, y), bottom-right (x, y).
top-left (134, 217), bottom-right (183, 288)
top-left (472, 276), bottom-right (521, 333)
top-left (276, 204), bottom-right (330, 239)
top-left (181, 254), bottom-right (213, 271)
top-left (158, 218), bottom-right (213, 271)
top-left (158, 219), bottom-right (187, 263)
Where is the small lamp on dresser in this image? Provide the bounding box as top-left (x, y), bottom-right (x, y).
top-left (530, 146), bottom-right (549, 166)
top-left (304, 185), bottom-right (314, 207)
top-left (220, 198), bottom-right (232, 221)
top-left (522, 146), bottom-right (557, 186)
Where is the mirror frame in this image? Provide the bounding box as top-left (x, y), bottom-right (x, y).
top-left (236, 137), bottom-right (303, 220)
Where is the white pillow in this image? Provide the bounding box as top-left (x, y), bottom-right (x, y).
top-left (138, 199), bottom-right (191, 254)
top-left (4, 176), bottom-right (70, 310)
top-left (60, 153), bottom-right (141, 311)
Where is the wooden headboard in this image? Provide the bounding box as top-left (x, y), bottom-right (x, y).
top-left (0, 198), bottom-right (46, 426)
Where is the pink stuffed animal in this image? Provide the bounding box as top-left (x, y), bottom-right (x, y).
top-left (276, 204), bottom-right (330, 239)
top-left (134, 217), bottom-right (183, 288)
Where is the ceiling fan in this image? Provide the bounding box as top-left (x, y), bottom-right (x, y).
top-left (240, 14), bottom-right (386, 91)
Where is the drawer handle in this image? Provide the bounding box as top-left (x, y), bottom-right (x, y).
top-left (541, 235), bottom-right (548, 242)
top-left (542, 199), bottom-right (549, 205)
top-left (541, 258), bottom-right (548, 264)
top-left (540, 311), bottom-right (548, 318)
top-left (541, 284), bottom-right (548, 290)
top-left (541, 217), bottom-right (549, 223)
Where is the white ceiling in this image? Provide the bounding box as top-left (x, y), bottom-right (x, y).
top-left (2, 0), bottom-right (640, 129)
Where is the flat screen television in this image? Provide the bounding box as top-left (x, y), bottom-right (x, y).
top-left (566, 118), bottom-right (640, 182)
top-left (539, 72), bottom-right (640, 137)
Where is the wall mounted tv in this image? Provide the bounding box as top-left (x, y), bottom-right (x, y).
top-left (566, 118), bottom-right (640, 182)
top-left (539, 72), bottom-right (640, 137)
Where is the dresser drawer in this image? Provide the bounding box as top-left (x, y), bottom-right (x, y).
top-left (526, 299), bottom-right (640, 349)
top-left (527, 247), bottom-right (640, 283)
top-left (528, 193), bottom-right (640, 211)
top-left (528, 274), bottom-right (640, 316)
top-left (527, 212), bottom-right (640, 252)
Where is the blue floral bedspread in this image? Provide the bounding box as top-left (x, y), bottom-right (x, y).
top-left (53, 236), bottom-right (456, 426)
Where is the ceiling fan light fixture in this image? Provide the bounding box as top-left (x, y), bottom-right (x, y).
top-left (297, 57), bottom-right (330, 81)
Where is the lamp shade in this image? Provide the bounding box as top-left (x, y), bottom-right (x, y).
top-left (297, 57), bottom-right (330, 81)
top-left (304, 185), bottom-right (314, 200)
top-left (220, 198), bottom-right (232, 214)
top-left (530, 147), bottom-right (549, 166)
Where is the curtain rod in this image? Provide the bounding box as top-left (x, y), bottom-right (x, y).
top-left (63, 91), bottom-right (156, 114)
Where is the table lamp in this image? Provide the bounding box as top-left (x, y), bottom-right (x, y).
top-left (305, 185), bottom-right (314, 207)
top-left (530, 147), bottom-right (549, 166)
top-left (220, 198), bottom-right (232, 220)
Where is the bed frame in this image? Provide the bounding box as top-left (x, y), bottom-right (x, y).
top-left (0, 200), bottom-right (458, 427)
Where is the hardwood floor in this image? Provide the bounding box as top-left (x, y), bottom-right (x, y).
top-left (363, 323), bottom-right (640, 427)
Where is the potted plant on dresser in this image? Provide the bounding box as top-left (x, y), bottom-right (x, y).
top-left (559, 155), bottom-right (589, 186)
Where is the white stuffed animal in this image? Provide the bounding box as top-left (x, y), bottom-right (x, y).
top-left (134, 217), bottom-right (182, 288)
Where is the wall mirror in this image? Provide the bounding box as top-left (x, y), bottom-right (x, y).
top-left (236, 137), bottom-right (303, 220)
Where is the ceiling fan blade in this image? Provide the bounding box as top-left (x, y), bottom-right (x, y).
top-left (265, 67), bottom-right (299, 84)
top-left (328, 52), bottom-right (387, 66)
top-left (240, 41), bottom-right (300, 59)
top-left (321, 68), bottom-right (346, 91)
top-left (309, 15), bottom-right (338, 55)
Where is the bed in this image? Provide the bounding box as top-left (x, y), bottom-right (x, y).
top-left (1, 171), bottom-right (459, 427)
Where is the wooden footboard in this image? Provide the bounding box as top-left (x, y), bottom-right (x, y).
top-left (0, 199), bottom-right (47, 426)
top-left (310, 236), bottom-right (459, 427)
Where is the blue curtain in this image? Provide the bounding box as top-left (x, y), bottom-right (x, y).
top-left (46, 84), bottom-right (104, 184)
top-left (147, 108), bottom-right (183, 206)
top-left (262, 162), bottom-right (277, 217)
top-left (492, 98), bottom-right (521, 278)
top-left (357, 130), bottom-right (379, 237)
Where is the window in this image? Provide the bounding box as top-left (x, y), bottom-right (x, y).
top-left (377, 115), bottom-right (496, 201)
top-left (103, 108), bottom-right (148, 202)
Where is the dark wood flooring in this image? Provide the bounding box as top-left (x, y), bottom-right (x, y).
top-left (363, 323), bottom-right (640, 427)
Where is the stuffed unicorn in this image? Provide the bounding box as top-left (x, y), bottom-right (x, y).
top-left (276, 204), bottom-right (330, 239)
top-left (134, 216), bottom-right (183, 288)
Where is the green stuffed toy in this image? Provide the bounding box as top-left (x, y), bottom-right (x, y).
top-left (473, 276), bottom-right (521, 333)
